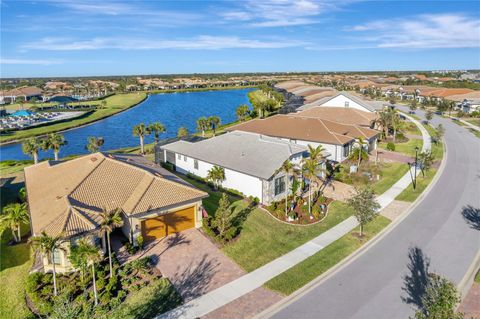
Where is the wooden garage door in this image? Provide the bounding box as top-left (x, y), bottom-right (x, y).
top-left (142, 206), bottom-right (195, 241)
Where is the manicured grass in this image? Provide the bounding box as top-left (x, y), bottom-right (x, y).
top-left (379, 138), bottom-right (423, 157)
top-left (0, 223), bottom-right (33, 319)
top-left (0, 93), bottom-right (147, 143)
top-left (264, 215), bottom-right (391, 295)
top-left (5, 101), bottom-right (59, 111)
top-left (371, 162), bottom-right (410, 195)
top-left (404, 122), bottom-right (421, 136)
top-left (0, 160), bottom-right (31, 176)
top-left (465, 118), bottom-right (480, 127)
top-left (223, 201), bottom-right (354, 272)
top-left (396, 168), bottom-right (438, 202)
top-left (475, 269), bottom-right (480, 284)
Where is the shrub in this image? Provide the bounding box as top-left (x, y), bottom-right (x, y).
top-left (386, 142), bottom-right (395, 151)
top-left (136, 235), bottom-right (144, 250)
top-left (26, 272), bottom-right (44, 293)
top-left (96, 277), bottom-right (106, 291)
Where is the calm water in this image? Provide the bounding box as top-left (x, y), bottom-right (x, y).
top-left (0, 88), bottom-right (253, 161)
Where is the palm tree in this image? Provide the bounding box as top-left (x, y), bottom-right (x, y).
top-left (177, 127), bottom-right (189, 138)
top-left (132, 123), bottom-right (149, 154)
top-left (42, 133), bottom-right (67, 161)
top-left (208, 116), bottom-right (221, 136)
top-left (82, 241), bottom-right (103, 306)
top-left (0, 203), bottom-right (29, 242)
top-left (302, 159), bottom-right (320, 217)
top-left (236, 104), bottom-right (250, 122)
top-left (85, 136), bottom-right (105, 153)
top-left (377, 110), bottom-right (391, 138)
top-left (30, 231), bottom-right (63, 296)
top-left (196, 117), bottom-right (209, 137)
top-left (391, 113), bottom-right (402, 143)
top-left (307, 144), bottom-right (326, 163)
top-left (99, 208), bottom-right (123, 278)
top-left (207, 166), bottom-right (226, 189)
top-left (352, 137), bottom-right (367, 167)
top-left (22, 137), bottom-right (41, 164)
top-left (148, 122), bottom-right (166, 143)
top-left (281, 160), bottom-right (294, 217)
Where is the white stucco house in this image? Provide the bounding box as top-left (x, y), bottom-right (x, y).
top-left (158, 131), bottom-right (312, 205)
top-left (297, 91), bottom-right (381, 113)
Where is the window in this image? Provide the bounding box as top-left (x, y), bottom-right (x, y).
top-left (343, 144), bottom-right (350, 157)
top-left (274, 176), bottom-right (286, 196)
top-left (194, 159), bottom-right (199, 170)
top-left (184, 155), bottom-right (187, 162)
top-left (344, 101), bottom-right (350, 107)
top-left (177, 154), bottom-right (181, 160)
top-left (51, 249), bottom-right (62, 265)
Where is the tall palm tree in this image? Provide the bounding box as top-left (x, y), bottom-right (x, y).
top-left (82, 241), bottom-right (102, 306)
top-left (281, 160), bottom-right (294, 217)
top-left (132, 123), bottom-right (149, 154)
top-left (353, 137), bottom-right (367, 167)
top-left (85, 136), bottom-right (105, 153)
top-left (307, 144), bottom-right (326, 163)
top-left (99, 208), bottom-right (123, 278)
top-left (377, 110), bottom-right (391, 138)
top-left (42, 133), bottom-right (67, 161)
top-left (208, 116), bottom-right (221, 136)
top-left (207, 166), bottom-right (225, 189)
top-left (302, 158), bottom-right (320, 217)
top-left (0, 203), bottom-right (29, 242)
top-left (196, 117), bottom-right (209, 137)
top-left (22, 137), bottom-right (41, 164)
top-left (236, 104), bottom-right (250, 122)
top-left (30, 231), bottom-right (63, 296)
top-left (148, 122), bottom-right (166, 143)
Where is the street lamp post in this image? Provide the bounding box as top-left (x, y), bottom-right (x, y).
top-left (413, 146), bottom-right (419, 189)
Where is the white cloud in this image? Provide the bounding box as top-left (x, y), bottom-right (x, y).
top-left (22, 35), bottom-right (308, 51)
top-left (0, 58), bottom-right (63, 65)
top-left (348, 13), bottom-right (480, 49)
top-left (219, 0), bottom-right (340, 27)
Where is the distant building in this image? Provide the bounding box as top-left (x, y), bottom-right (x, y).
top-left (0, 86), bottom-right (43, 104)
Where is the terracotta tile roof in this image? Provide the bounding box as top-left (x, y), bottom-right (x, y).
top-left (296, 107), bottom-right (377, 127)
top-left (422, 88), bottom-right (474, 98)
top-left (227, 114), bottom-right (378, 145)
top-left (25, 153), bottom-right (207, 238)
top-left (1, 86), bottom-right (42, 97)
top-left (445, 91), bottom-right (480, 101)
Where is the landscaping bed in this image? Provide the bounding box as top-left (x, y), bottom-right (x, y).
top-left (25, 256), bottom-right (181, 318)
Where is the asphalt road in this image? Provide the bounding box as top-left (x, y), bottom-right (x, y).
top-left (272, 108), bottom-right (480, 319)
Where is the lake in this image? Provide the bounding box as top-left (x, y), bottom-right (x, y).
top-left (0, 88), bottom-right (254, 161)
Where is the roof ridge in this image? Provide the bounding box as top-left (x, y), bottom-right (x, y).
top-left (68, 156), bottom-right (107, 197)
top-left (314, 118), bottom-right (344, 144)
top-left (125, 175), bottom-right (155, 215)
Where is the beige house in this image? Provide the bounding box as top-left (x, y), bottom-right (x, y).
top-left (24, 153), bottom-right (207, 273)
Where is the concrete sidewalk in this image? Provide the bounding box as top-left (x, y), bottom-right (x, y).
top-left (158, 112), bottom-right (431, 319)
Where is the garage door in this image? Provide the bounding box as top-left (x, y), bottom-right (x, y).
top-left (142, 206), bottom-right (195, 241)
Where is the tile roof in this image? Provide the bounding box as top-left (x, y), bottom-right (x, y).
top-left (161, 131), bottom-right (308, 180)
top-left (25, 153), bottom-right (207, 238)
top-left (227, 114), bottom-right (378, 145)
top-left (296, 107), bottom-right (377, 127)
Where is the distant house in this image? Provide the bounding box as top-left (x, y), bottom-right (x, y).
top-left (0, 86), bottom-right (43, 104)
top-left (158, 131), bottom-right (310, 205)
top-left (297, 92), bottom-right (379, 112)
top-left (227, 114), bottom-right (380, 163)
top-left (295, 107), bottom-right (377, 128)
top-left (25, 153), bottom-right (207, 273)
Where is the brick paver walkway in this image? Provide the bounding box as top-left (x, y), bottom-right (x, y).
top-left (458, 283), bottom-right (480, 319)
top-left (371, 149), bottom-right (414, 164)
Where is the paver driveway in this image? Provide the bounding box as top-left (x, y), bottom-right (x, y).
top-left (144, 228), bottom-right (245, 302)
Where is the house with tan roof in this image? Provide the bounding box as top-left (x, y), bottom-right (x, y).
top-left (227, 114), bottom-right (379, 163)
top-left (296, 107), bottom-right (377, 128)
top-left (0, 86), bottom-right (43, 103)
top-left (24, 152), bottom-right (207, 273)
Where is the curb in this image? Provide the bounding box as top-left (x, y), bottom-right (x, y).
top-left (458, 250), bottom-right (480, 300)
top-left (256, 113), bottom-right (446, 319)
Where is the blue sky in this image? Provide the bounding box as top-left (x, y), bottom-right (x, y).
top-left (1, 0), bottom-right (479, 77)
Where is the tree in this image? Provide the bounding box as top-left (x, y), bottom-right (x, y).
top-left (418, 151), bottom-right (434, 177)
top-left (425, 110), bottom-right (434, 124)
top-left (0, 203), bottom-right (29, 242)
top-left (391, 112), bottom-right (405, 143)
top-left (236, 104), bottom-right (250, 122)
top-left (132, 123), bottom-right (149, 154)
top-left (207, 165), bottom-right (225, 189)
top-left (85, 136), bottom-right (104, 153)
top-left (208, 116), bottom-right (221, 136)
top-left (42, 133), bottom-right (67, 161)
top-left (177, 126), bottom-right (189, 138)
top-left (307, 144), bottom-right (326, 163)
top-left (256, 100), bottom-right (268, 118)
top-left (211, 193), bottom-right (235, 241)
top-left (196, 117), bottom-right (209, 137)
top-left (30, 231), bottom-right (63, 296)
top-left (148, 122), bottom-right (166, 143)
top-left (413, 273), bottom-right (463, 319)
top-left (351, 137), bottom-right (368, 167)
top-left (69, 240), bottom-right (89, 286)
top-left (409, 100), bottom-right (417, 113)
top-left (22, 137), bottom-right (41, 164)
top-left (389, 94), bottom-right (397, 105)
top-left (100, 100), bottom-right (107, 109)
top-left (99, 208), bottom-right (123, 278)
top-left (377, 110), bottom-right (391, 138)
top-left (435, 124), bottom-right (445, 141)
top-left (82, 241), bottom-right (103, 306)
top-left (302, 158), bottom-right (321, 217)
top-left (281, 160), bottom-right (294, 217)
top-left (347, 187), bottom-right (380, 236)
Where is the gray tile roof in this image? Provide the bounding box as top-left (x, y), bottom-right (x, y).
top-left (161, 131), bottom-right (308, 180)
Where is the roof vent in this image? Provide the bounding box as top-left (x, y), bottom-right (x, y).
top-left (90, 157), bottom-right (97, 162)
top-left (56, 195), bottom-right (62, 200)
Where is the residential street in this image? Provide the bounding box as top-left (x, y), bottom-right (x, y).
top-left (271, 108), bottom-right (480, 319)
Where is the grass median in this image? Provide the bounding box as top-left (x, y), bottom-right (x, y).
top-left (264, 215), bottom-right (391, 295)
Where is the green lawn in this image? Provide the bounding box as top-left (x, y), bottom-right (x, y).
top-left (404, 122), bottom-right (421, 136)
top-left (370, 162), bottom-right (410, 195)
top-left (396, 168), bottom-right (438, 202)
top-left (4, 101), bottom-right (59, 111)
top-left (265, 215), bottom-right (391, 295)
top-left (0, 93), bottom-right (147, 143)
top-left (223, 201), bottom-right (354, 272)
top-left (379, 138), bottom-right (423, 157)
top-left (465, 118), bottom-right (480, 127)
top-left (0, 160), bottom-right (32, 176)
top-left (0, 224), bottom-right (33, 319)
